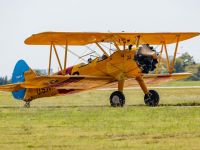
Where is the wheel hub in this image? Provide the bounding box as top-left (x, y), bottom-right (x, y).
top-left (109, 91), bottom-right (125, 107)
top-left (112, 95), bottom-right (120, 104)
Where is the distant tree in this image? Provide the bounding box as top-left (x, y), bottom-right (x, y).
top-left (179, 52), bottom-right (195, 67)
top-left (174, 52), bottom-right (195, 73)
top-left (34, 69), bottom-right (47, 76)
top-left (191, 65), bottom-right (200, 81)
top-left (174, 58), bottom-right (185, 73)
top-left (0, 76), bottom-right (10, 85)
top-left (4, 76), bottom-right (7, 84)
top-left (197, 65), bottom-right (200, 77)
top-left (0, 77), bottom-right (3, 85)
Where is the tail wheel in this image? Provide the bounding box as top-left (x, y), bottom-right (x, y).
top-left (144, 90), bottom-right (160, 107)
top-left (110, 91), bottom-right (125, 107)
top-left (24, 101), bottom-right (31, 108)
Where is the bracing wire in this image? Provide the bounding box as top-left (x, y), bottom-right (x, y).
top-left (59, 45), bottom-right (87, 63)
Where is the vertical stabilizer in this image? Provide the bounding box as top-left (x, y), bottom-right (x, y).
top-left (12, 60), bottom-right (30, 100)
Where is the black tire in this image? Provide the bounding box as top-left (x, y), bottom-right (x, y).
top-left (110, 91), bottom-right (125, 107)
top-left (144, 90), bottom-right (160, 107)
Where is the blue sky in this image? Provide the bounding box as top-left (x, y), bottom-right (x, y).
top-left (0, 0), bottom-right (199, 77)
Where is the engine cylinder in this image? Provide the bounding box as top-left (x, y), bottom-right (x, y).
top-left (134, 45), bottom-right (158, 74)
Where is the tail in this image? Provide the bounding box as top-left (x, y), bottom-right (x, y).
top-left (0, 60), bottom-right (31, 100)
top-left (11, 60), bottom-right (31, 100)
top-left (0, 59), bottom-right (58, 101)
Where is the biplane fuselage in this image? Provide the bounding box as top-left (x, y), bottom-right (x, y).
top-left (23, 49), bottom-right (140, 101)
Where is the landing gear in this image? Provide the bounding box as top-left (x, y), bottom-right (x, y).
top-left (144, 90), bottom-right (160, 107)
top-left (136, 76), bottom-right (160, 107)
top-left (110, 91), bottom-right (125, 107)
top-left (24, 101), bottom-right (31, 108)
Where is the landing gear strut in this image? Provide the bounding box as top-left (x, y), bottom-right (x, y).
top-left (136, 76), bottom-right (160, 107)
top-left (110, 91), bottom-right (125, 107)
top-left (24, 101), bottom-right (31, 108)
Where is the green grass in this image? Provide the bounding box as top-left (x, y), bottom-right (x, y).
top-left (0, 86), bottom-right (200, 149)
top-left (162, 80), bottom-right (200, 86)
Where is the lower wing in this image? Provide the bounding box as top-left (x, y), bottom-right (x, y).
top-left (101, 73), bottom-right (192, 89)
top-left (0, 75), bottom-right (114, 92)
top-left (0, 73), bottom-right (191, 92)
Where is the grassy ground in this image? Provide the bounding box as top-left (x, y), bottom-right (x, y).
top-left (162, 80), bottom-right (200, 86)
top-left (0, 82), bottom-right (200, 149)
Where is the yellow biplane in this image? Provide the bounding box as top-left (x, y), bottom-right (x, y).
top-left (0, 32), bottom-right (199, 107)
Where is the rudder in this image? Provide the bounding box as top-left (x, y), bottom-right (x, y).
top-left (12, 60), bottom-right (30, 100)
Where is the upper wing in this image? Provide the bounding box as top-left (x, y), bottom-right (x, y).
top-left (101, 73), bottom-right (192, 89)
top-left (0, 75), bottom-right (114, 92)
top-left (24, 32), bottom-right (200, 46)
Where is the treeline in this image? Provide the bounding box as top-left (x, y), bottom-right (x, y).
top-left (174, 52), bottom-right (200, 80)
top-left (0, 76), bottom-right (11, 85)
top-left (0, 69), bottom-right (46, 85)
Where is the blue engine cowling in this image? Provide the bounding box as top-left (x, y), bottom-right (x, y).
top-left (12, 60), bottom-right (30, 100)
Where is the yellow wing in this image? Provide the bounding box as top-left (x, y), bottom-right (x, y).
top-left (21, 75), bottom-right (114, 89)
top-left (102, 73), bottom-right (192, 89)
top-left (0, 73), bottom-right (191, 92)
top-left (0, 75), bottom-right (114, 92)
top-left (24, 32), bottom-right (200, 46)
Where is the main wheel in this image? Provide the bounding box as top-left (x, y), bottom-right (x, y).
top-left (144, 90), bottom-right (160, 107)
top-left (110, 91), bottom-right (125, 107)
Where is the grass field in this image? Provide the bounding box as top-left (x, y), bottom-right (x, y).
top-left (162, 80), bottom-right (200, 87)
top-left (0, 81), bottom-right (200, 150)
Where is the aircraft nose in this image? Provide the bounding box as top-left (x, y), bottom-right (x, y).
top-left (139, 45), bottom-right (158, 59)
top-left (134, 44), bottom-right (158, 74)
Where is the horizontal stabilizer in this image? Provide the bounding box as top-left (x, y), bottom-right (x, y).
top-left (0, 83), bottom-right (23, 92)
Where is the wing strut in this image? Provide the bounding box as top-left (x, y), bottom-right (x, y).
top-left (64, 43), bottom-right (68, 71)
top-left (170, 35), bottom-right (180, 73)
top-left (53, 44), bottom-right (63, 73)
top-left (48, 43), bottom-right (68, 75)
top-left (48, 44), bottom-right (53, 75)
top-left (95, 42), bottom-right (109, 57)
top-left (113, 41), bottom-right (121, 51)
top-left (156, 35), bottom-right (180, 74)
top-left (163, 42), bottom-right (170, 73)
